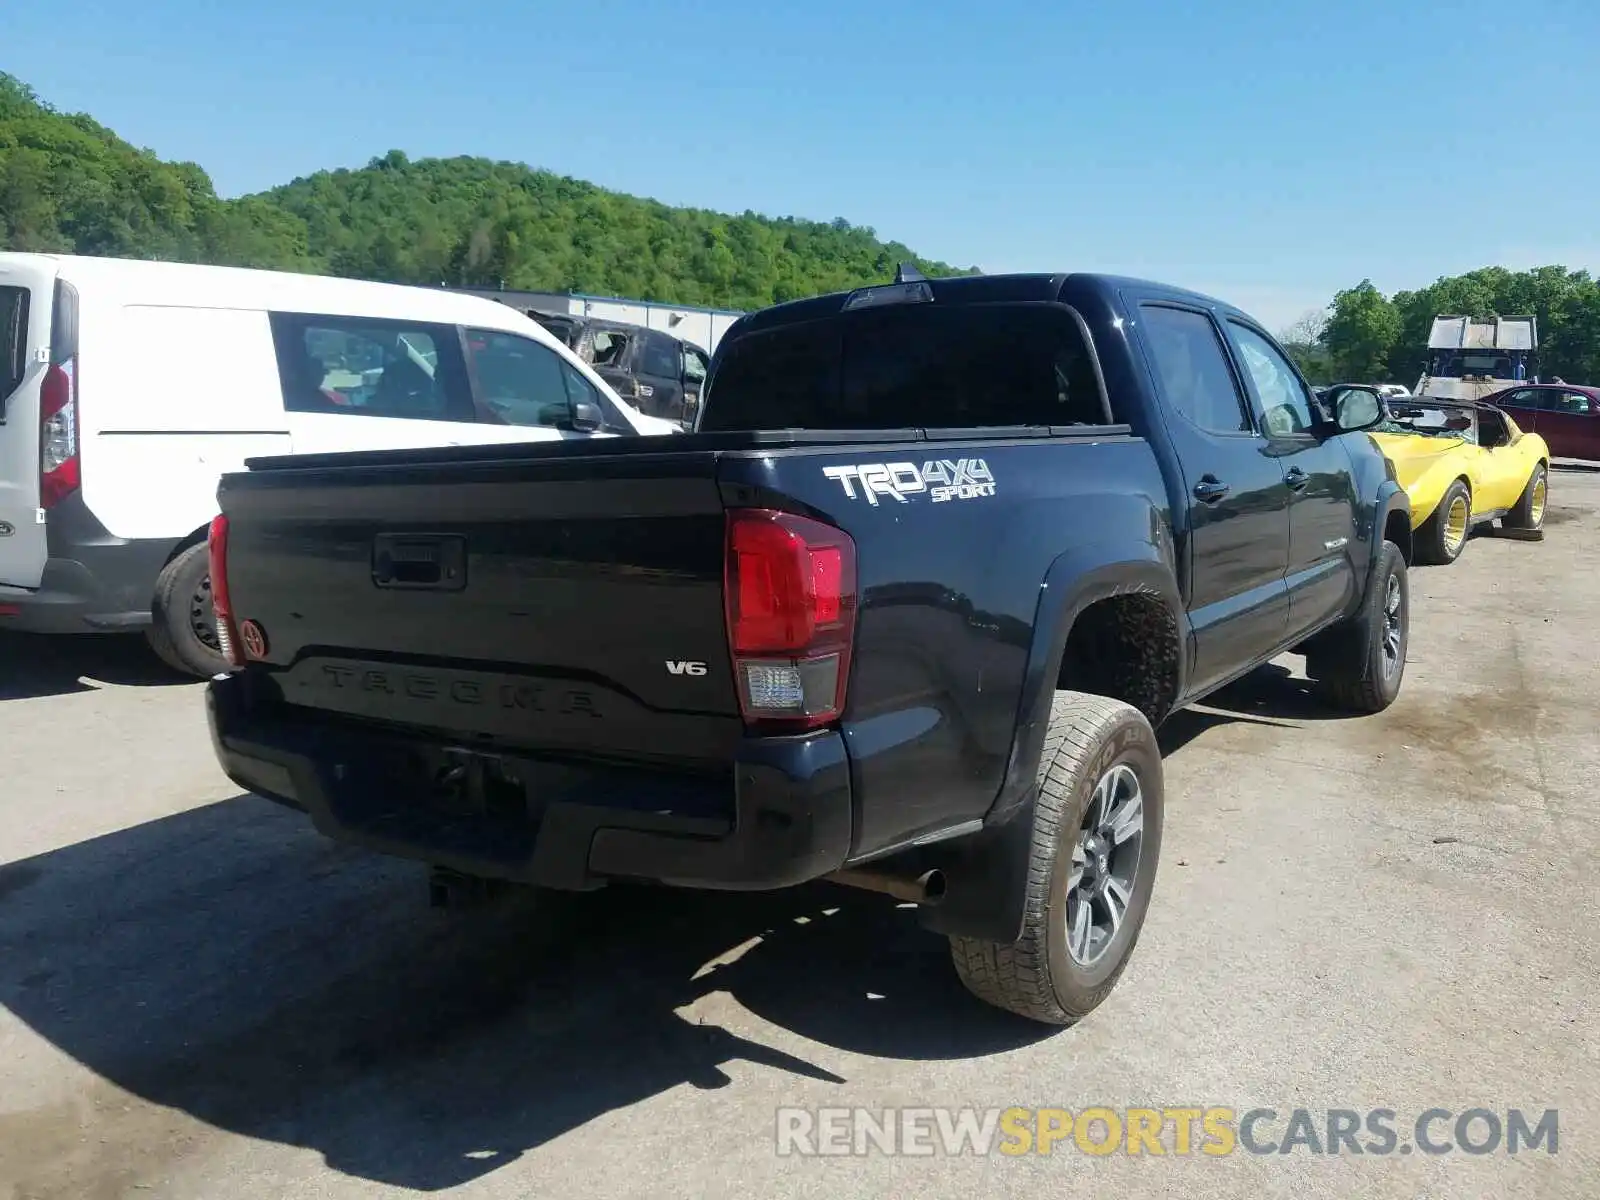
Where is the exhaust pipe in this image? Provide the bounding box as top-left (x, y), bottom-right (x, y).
top-left (825, 867), bottom-right (947, 906)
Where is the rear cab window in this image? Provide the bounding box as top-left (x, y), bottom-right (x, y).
top-left (1, 286), bottom-right (29, 412)
top-left (702, 303), bottom-right (1109, 431)
top-left (268, 313), bottom-right (474, 422)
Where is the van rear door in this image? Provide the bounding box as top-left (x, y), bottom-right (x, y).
top-left (0, 256), bottom-right (57, 590)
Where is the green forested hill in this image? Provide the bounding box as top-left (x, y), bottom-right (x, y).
top-left (0, 73), bottom-right (973, 309)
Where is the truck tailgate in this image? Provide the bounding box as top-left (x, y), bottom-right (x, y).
top-left (219, 449), bottom-right (744, 768)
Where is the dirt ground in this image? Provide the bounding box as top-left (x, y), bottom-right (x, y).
top-left (1, 467), bottom-right (1597, 1199)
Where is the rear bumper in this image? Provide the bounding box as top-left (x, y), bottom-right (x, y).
top-left (206, 672), bottom-right (855, 892)
top-left (0, 495), bottom-right (176, 633)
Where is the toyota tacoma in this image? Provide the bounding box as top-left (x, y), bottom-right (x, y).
top-left (203, 270), bottom-right (1412, 1024)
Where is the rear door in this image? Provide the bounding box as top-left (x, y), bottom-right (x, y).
top-left (1492, 387), bottom-right (1544, 437)
top-left (636, 331), bottom-right (686, 421)
top-left (0, 258), bottom-right (57, 589)
top-left (1135, 301), bottom-right (1292, 692)
top-left (583, 326), bottom-right (638, 400)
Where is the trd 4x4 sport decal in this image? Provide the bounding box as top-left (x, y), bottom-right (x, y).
top-left (822, 459), bottom-right (996, 506)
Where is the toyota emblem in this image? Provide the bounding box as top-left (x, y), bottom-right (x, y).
top-left (240, 619), bottom-right (268, 660)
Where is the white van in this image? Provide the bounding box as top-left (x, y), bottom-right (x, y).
top-left (0, 253), bottom-right (679, 676)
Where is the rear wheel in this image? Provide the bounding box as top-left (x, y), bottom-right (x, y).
top-left (1502, 462), bottom-right (1548, 537)
top-left (949, 691), bottom-right (1163, 1025)
top-left (145, 542), bottom-right (228, 678)
top-left (1416, 480), bottom-right (1472, 565)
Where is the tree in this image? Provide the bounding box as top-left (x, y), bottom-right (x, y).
top-left (1321, 281), bottom-right (1401, 382)
top-left (1278, 308), bottom-right (1332, 383)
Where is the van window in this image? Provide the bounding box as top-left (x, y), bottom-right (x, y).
top-left (466, 328), bottom-right (590, 427)
top-left (269, 313), bottom-right (472, 421)
top-left (1, 287), bottom-right (28, 410)
top-left (702, 303), bottom-right (1107, 431)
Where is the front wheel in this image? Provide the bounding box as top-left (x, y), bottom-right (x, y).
top-left (949, 691), bottom-right (1164, 1025)
top-left (1308, 540), bottom-right (1408, 713)
top-left (145, 542), bottom-right (230, 678)
top-left (1502, 462), bottom-right (1548, 537)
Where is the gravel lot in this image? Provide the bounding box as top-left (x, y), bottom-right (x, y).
top-left (2, 468), bottom-right (1598, 1200)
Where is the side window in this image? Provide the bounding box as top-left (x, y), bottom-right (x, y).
top-left (589, 329), bottom-right (630, 368)
top-left (1560, 391), bottom-right (1593, 415)
top-left (466, 328), bottom-right (590, 427)
top-left (270, 313), bottom-right (469, 421)
top-left (641, 333), bottom-right (681, 379)
top-left (683, 347), bottom-right (709, 384)
top-left (1139, 305), bottom-right (1251, 434)
top-left (1499, 388), bottom-right (1538, 409)
top-left (1, 286), bottom-right (29, 405)
top-left (1227, 323), bottom-right (1317, 437)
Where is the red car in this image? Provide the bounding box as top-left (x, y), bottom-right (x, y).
top-left (1482, 383), bottom-right (1600, 460)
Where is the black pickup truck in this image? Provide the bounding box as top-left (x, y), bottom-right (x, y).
top-left (204, 271), bottom-right (1412, 1025)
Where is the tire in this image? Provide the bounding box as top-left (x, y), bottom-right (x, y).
top-left (949, 691), bottom-right (1164, 1026)
top-left (145, 542), bottom-right (229, 678)
top-left (1308, 540), bottom-right (1408, 713)
top-left (1502, 462), bottom-right (1548, 537)
top-left (1415, 479), bottom-right (1472, 565)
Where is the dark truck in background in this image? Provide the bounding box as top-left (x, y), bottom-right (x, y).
top-left (204, 271), bottom-right (1412, 1025)
top-left (531, 312), bottom-right (710, 428)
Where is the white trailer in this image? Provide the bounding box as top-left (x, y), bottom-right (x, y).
top-left (1416, 314), bottom-right (1538, 403)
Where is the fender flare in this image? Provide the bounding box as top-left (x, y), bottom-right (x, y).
top-left (921, 544), bottom-right (1185, 943)
top-left (1370, 479), bottom-right (1411, 575)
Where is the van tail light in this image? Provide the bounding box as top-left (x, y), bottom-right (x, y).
top-left (207, 514), bottom-right (244, 669)
top-left (724, 509), bottom-right (857, 730)
top-left (39, 358), bottom-right (79, 509)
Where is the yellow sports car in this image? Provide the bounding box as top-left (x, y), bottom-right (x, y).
top-left (1332, 389), bottom-right (1549, 565)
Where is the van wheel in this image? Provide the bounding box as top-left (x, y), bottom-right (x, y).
top-left (146, 543), bottom-right (228, 678)
top-left (948, 691), bottom-right (1163, 1025)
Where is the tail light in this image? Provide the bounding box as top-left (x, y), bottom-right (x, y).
top-left (724, 508), bottom-right (857, 730)
top-left (39, 358), bottom-right (79, 508)
top-left (207, 514), bottom-right (244, 669)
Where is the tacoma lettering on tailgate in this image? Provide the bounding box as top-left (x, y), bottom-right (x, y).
top-left (321, 665), bottom-right (601, 716)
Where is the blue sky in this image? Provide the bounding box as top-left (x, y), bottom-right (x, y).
top-left (8, 0), bottom-right (1599, 329)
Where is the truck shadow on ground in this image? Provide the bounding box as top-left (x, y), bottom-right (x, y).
top-left (1156, 660), bottom-right (1360, 754)
top-left (0, 796), bottom-right (1054, 1193)
top-left (0, 631), bottom-right (191, 701)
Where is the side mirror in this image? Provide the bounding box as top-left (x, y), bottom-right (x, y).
top-left (1335, 389), bottom-right (1384, 432)
top-left (569, 400), bottom-right (604, 432)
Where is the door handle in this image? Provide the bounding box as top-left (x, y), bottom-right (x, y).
top-left (1193, 477), bottom-right (1230, 503)
top-left (1285, 467), bottom-right (1309, 492)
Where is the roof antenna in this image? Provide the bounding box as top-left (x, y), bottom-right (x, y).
top-left (894, 262), bottom-right (925, 284)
